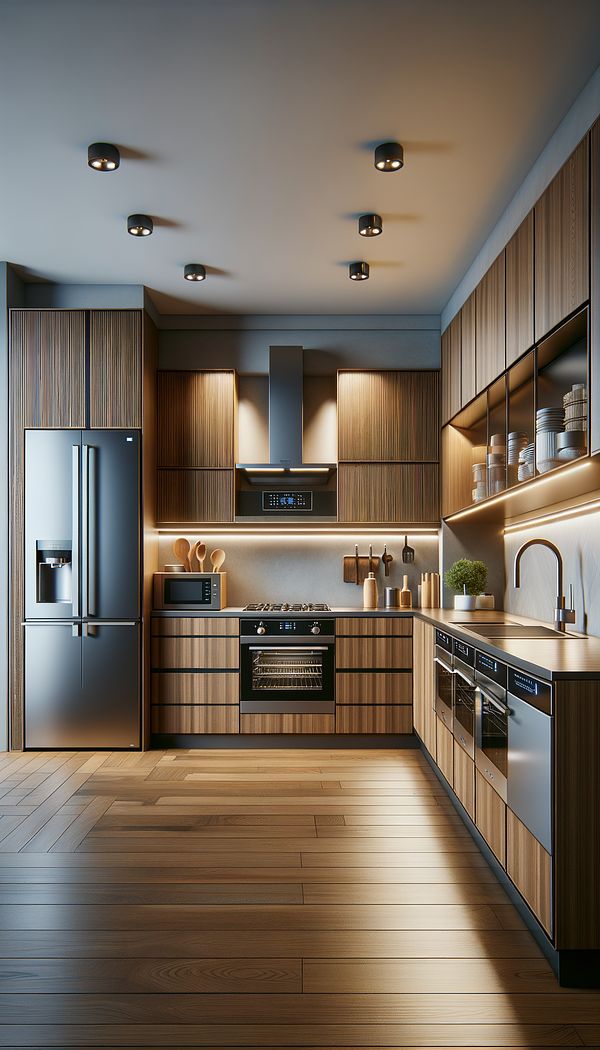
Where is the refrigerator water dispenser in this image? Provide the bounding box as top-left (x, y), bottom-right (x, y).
top-left (36, 542), bottom-right (72, 605)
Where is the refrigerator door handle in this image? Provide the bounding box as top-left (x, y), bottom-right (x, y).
top-left (71, 444), bottom-right (80, 618)
top-left (82, 444), bottom-right (97, 618)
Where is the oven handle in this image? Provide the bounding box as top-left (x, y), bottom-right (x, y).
top-left (434, 655), bottom-right (453, 675)
top-left (476, 685), bottom-right (509, 715)
top-left (248, 646), bottom-right (330, 652)
top-left (454, 667), bottom-right (475, 686)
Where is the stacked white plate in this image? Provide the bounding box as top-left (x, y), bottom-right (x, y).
top-left (563, 383), bottom-right (587, 433)
top-left (472, 461), bottom-right (487, 502)
top-left (536, 407), bottom-right (564, 473)
top-left (507, 431), bottom-right (528, 465)
top-left (486, 435), bottom-right (506, 496)
top-left (518, 442), bottom-right (535, 481)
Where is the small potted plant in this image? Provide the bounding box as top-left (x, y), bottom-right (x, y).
top-left (445, 559), bottom-right (488, 611)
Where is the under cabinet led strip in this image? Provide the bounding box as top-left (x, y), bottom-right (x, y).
top-left (503, 499), bottom-right (600, 534)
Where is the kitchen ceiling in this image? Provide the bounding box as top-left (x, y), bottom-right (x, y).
top-left (2, 0), bottom-right (600, 315)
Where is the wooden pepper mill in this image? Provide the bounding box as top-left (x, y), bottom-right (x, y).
top-left (400, 574), bottom-right (412, 609)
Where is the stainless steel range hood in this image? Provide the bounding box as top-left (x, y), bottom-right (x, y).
top-left (236, 346), bottom-right (336, 485)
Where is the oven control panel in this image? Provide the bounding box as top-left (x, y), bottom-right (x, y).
top-left (241, 618), bottom-right (335, 638)
top-left (435, 629), bottom-right (453, 653)
top-left (476, 650), bottom-right (507, 688)
top-left (453, 638), bottom-right (475, 666)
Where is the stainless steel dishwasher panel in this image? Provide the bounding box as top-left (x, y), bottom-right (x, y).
top-left (507, 669), bottom-right (552, 854)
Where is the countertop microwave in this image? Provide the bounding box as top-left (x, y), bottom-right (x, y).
top-left (154, 572), bottom-right (227, 611)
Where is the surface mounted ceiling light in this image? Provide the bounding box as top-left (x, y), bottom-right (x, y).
top-left (184, 263), bottom-right (206, 281)
top-left (374, 142), bottom-right (404, 171)
top-left (127, 214), bottom-right (153, 236)
top-left (359, 213), bottom-right (382, 236)
top-left (88, 142), bottom-right (120, 171)
top-left (349, 261), bottom-right (369, 281)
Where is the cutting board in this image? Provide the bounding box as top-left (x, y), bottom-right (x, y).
top-left (343, 556), bottom-right (381, 585)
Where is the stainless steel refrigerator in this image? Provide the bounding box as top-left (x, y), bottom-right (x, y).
top-left (24, 430), bottom-right (141, 748)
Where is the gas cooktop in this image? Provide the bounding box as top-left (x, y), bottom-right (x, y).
top-left (243, 602), bottom-right (331, 612)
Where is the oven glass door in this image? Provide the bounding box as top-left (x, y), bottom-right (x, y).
top-left (453, 664), bottom-right (476, 757)
top-left (434, 650), bottom-right (454, 730)
top-left (242, 644), bottom-right (334, 703)
top-left (478, 685), bottom-right (508, 791)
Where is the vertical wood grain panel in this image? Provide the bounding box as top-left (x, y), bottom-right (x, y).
top-left (591, 119), bottom-right (600, 455)
top-left (441, 424), bottom-right (473, 519)
top-left (441, 315), bottom-right (461, 423)
top-left (335, 706), bottom-right (412, 734)
top-left (535, 136), bottom-right (589, 341)
top-left (151, 637), bottom-right (239, 669)
top-left (506, 808), bottom-right (552, 935)
top-left (335, 673), bottom-right (412, 704)
top-left (412, 618), bottom-right (436, 760)
top-left (151, 672), bottom-right (240, 704)
top-left (157, 371), bottom-right (235, 468)
top-left (337, 463), bottom-right (439, 523)
top-left (460, 293), bottom-right (476, 408)
top-left (335, 637), bottom-right (412, 670)
top-left (241, 713), bottom-right (334, 735)
top-left (157, 469), bottom-right (234, 523)
top-left (337, 371), bottom-right (439, 462)
top-left (475, 251), bottom-right (505, 393)
top-left (89, 311), bottom-right (142, 428)
top-left (505, 212), bottom-right (534, 366)
top-left (475, 770), bottom-right (506, 867)
top-left (141, 312), bottom-right (158, 749)
top-left (151, 617), bottom-right (240, 637)
top-left (453, 742), bottom-right (475, 821)
top-left (435, 716), bottom-right (453, 787)
top-left (335, 618), bottom-right (412, 636)
top-left (152, 706), bottom-right (239, 734)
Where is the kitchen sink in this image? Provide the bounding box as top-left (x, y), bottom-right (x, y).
top-left (450, 622), bottom-right (582, 639)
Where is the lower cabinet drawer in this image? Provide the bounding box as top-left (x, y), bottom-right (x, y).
top-left (152, 618), bottom-right (239, 637)
top-left (240, 714), bottom-right (334, 735)
top-left (335, 705), bottom-right (412, 734)
top-left (507, 808), bottom-right (552, 935)
top-left (152, 705), bottom-right (239, 734)
top-left (152, 672), bottom-right (239, 704)
top-left (453, 741), bottom-right (475, 820)
top-left (336, 636), bottom-right (412, 670)
top-left (476, 769), bottom-right (506, 867)
top-left (436, 716), bottom-right (454, 788)
top-left (335, 671), bottom-right (412, 704)
top-left (152, 636), bottom-right (239, 669)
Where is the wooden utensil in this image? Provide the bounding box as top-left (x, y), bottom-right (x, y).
top-left (382, 545), bottom-right (393, 577)
top-left (194, 541), bottom-right (206, 572)
top-left (402, 535), bottom-right (415, 564)
top-left (173, 537), bottom-right (191, 573)
top-left (210, 548), bottom-right (226, 573)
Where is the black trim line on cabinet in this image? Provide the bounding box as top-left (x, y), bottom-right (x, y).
top-left (151, 733), bottom-right (420, 749)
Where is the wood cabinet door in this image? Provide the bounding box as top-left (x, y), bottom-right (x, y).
top-left (412, 618), bottom-right (436, 759)
top-left (453, 742), bottom-right (475, 820)
top-left (507, 808), bottom-right (552, 935)
top-left (338, 371), bottom-right (439, 462)
top-left (11, 310), bottom-right (86, 428)
top-left (475, 251), bottom-right (505, 393)
top-left (335, 706), bottom-right (412, 734)
top-left (475, 769), bottom-right (506, 867)
top-left (89, 311), bottom-right (142, 427)
top-left (460, 293), bottom-right (476, 408)
top-left (505, 212), bottom-right (534, 366)
top-left (157, 370), bottom-right (235, 468)
top-left (436, 716), bottom-right (454, 787)
top-left (157, 468), bottom-right (234, 523)
top-left (441, 315), bottom-right (461, 423)
top-left (337, 463), bottom-right (439, 523)
top-left (535, 137), bottom-right (589, 341)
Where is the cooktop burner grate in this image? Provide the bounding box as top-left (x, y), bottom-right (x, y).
top-left (243, 602), bottom-right (331, 612)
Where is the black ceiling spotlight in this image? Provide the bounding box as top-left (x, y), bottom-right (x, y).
top-left (374, 142), bottom-right (404, 172)
top-left (349, 261), bottom-right (369, 281)
top-left (184, 263), bottom-right (206, 282)
top-left (88, 142), bottom-right (120, 171)
top-left (359, 213), bottom-right (382, 237)
top-left (127, 214), bottom-right (153, 236)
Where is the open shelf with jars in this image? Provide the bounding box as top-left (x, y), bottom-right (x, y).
top-left (442, 306), bottom-right (591, 520)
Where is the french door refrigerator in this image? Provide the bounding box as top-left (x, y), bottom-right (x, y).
top-left (24, 429), bottom-right (141, 748)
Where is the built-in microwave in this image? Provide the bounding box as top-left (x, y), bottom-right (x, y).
top-left (154, 572), bottom-right (227, 611)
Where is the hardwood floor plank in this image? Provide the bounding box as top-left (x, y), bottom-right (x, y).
top-left (0, 883), bottom-right (303, 904)
top-left (303, 957), bottom-right (563, 993)
top-left (303, 882), bottom-right (510, 905)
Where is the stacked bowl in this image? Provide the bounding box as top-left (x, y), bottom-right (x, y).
top-left (487, 433), bottom-right (506, 496)
top-left (535, 406), bottom-right (564, 474)
top-left (559, 383), bottom-right (587, 461)
top-left (472, 461), bottom-right (487, 503)
top-left (518, 442), bottom-right (535, 481)
top-left (507, 431), bottom-right (528, 486)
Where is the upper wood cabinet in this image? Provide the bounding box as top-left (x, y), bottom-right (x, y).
top-left (157, 370), bottom-right (236, 468)
top-left (10, 310), bottom-right (86, 428)
top-left (460, 292), bottom-right (476, 408)
top-left (535, 137), bottom-right (589, 341)
top-left (475, 250), bottom-right (505, 393)
top-left (505, 212), bottom-right (534, 367)
top-left (337, 463), bottom-right (439, 523)
top-left (441, 314), bottom-right (461, 423)
top-left (89, 311), bottom-right (142, 428)
top-left (337, 370), bottom-right (439, 462)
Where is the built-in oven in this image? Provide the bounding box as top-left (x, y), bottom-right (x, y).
top-left (452, 638), bottom-right (476, 759)
top-left (475, 650), bottom-right (508, 802)
top-left (434, 629), bottom-right (454, 732)
top-left (507, 668), bottom-right (552, 854)
top-left (240, 617), bottom-right (335, 715)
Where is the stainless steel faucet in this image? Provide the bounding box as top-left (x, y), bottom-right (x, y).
top-left (513, 538), bottom-right (576, 633)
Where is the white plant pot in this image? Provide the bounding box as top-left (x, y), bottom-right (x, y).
top-left (476, 593), bottom-right (495, 610)
top-left (453, 594), bottom-right (477, 611)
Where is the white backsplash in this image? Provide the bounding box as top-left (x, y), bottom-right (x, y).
top-left (158, 532), bottom-right (440, 609)
top-left (504, 512), bottom-right (600, 637)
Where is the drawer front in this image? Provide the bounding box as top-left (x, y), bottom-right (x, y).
top-left (476, 769), bottom-right (507, 868)
top-left (436, 716), bottom-right (454, 788)
top-left (152, 617), bottom-right (239, 637)
top-left (152, 705), bottom-right (239, 734)
top-left (507, 808), bottom-right (552, 935)
top-left (336, 636), bottom-right (412, 670)
top-left (453, 740), bottom-right (475, 821)
top-left (335, 672), bottom-right (412, 704)
top-left (336, 617), bottom-right (412, 636)
top-left (152, 636), bottom-right (239, 669)
top-left (240, 713), bottom-right (334, 735)
top-left (152, 671), bottom-right (239, 704)
top-left (335, 705), bottom-right (412, 734)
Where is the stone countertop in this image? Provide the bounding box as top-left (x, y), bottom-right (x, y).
top-left (151, 606), bottom-right (600, 680)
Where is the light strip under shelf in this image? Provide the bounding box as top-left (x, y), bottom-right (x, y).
top-left (504, 499), bottom-right (600, 534)
top-left (445, 460), bottom-right (593, 522)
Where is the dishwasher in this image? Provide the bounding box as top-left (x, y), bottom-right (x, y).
top-left (507, 667), bottom-right (552, 854)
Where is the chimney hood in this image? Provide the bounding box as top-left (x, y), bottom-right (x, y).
top-left (236, 346), bottom-right (336, 485)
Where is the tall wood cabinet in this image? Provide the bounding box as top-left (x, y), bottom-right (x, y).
top-left (505, 212), bottom-right (534, 366)
top-left (441, 315), bottom-right (461, 423)
top-left (89, 311), bottom-right (143, 428)
top-left (337, 370), bottom-right (439, 523)
top-left (535, 137), bottom-right (589, 341)
top-left (460, 292), bottom-right (476, 407)
top-left (475, 250), bottom-right (505, 393)
top-left (156, 370), bottom-right (236, 523)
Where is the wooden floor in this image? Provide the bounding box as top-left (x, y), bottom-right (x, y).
top-left (0, 748), bottom-right (599, 1048)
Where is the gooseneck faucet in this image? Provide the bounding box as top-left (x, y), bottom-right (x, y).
top-left (513, 538), bottom-right (575, 633)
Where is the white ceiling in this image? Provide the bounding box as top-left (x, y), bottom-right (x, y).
top-left (2, 0), bottom-right (600, 315)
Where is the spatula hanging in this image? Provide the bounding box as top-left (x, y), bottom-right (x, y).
top-left (402, 535), bottom-right (415, 564)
